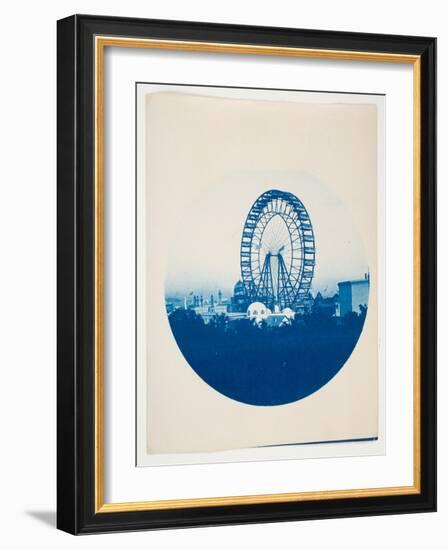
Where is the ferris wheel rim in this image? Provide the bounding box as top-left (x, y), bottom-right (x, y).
top-left (240, 189), bottom-right (315, 310)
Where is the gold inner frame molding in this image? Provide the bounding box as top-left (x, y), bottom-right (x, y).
top-left (94, 35), bottom-right (421, 514)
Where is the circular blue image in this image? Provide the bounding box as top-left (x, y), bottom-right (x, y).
top-left (165, 184), bottom-right (369, 406)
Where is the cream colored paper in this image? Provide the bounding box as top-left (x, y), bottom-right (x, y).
top-left (141, 89), bottom-right (380, 458)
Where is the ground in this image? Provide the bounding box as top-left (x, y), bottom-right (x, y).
top-left (168, 308), bottom-right (366, 405)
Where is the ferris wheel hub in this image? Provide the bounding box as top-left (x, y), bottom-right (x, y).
top-left (240, 189), bottom-right (316, 313)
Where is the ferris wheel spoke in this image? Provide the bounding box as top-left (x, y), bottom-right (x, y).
top-left (241, 190), bottom-right (315, 309)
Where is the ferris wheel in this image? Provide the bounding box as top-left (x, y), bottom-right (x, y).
top-left (240, 189), bottom-right (316, 311)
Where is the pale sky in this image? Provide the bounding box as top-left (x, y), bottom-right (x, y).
top-left (165, 172), bottom-right (369, 298)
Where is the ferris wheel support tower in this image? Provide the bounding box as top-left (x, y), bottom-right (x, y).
top-left (240, 189), bottom-right (316, 311)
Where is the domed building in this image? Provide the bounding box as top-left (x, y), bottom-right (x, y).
top-left (234, 280), bottom-right (244, 296)
top-left (282, 307), bottom-right (295, 320)
top-left (230, 279), bottom-right (249, 312)
top-left (247, 302), bottom-right (269, 324)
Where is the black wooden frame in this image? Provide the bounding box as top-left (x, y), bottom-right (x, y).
top-left (57, 14), bottom-right (436, 534)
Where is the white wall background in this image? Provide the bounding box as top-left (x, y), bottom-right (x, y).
top-left (0, 0), bottom-right (443, 547)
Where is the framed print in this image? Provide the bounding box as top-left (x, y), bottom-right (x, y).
top-left (57, 15), bottom-right (436, 534)
top-left (136, 84), bottom-right (383, 466)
